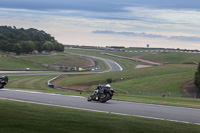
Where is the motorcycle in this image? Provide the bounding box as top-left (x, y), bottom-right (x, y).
top-left (0, 75), bottom-right (8, 89)
top-left (87, 85), bottom-right (114, 103)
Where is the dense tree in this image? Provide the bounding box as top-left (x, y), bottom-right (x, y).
top-left (34, 41), bottom-right (43, 52)
top-left (12, 43), bottom-right (22, 55)
top-left (194, 63), bottom-right (200, 91)
top-left (0, 26), bottom-right (64, 54)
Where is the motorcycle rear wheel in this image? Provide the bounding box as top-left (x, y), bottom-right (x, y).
top-left (100, 94), bottom-right (111, 103)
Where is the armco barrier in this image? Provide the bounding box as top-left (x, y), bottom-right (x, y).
top-left (47, 75), bottom-right (60, 88)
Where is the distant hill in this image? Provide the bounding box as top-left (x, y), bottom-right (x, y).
top-left (0, 26), bottom-right (64, 55)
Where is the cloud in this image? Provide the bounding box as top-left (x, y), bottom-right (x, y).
top-left (93, 30), bottom-right (200, 42)
top-left (1, 0), bottom-right (200, 13)
top-left (93, 30), bottom-right (166, 38)
top-left (1, 1), bottom-right (200, 24)
top-left (169, 36), bottom-right (200, 42)
top-left (0, 0), bottom-right (128, 12)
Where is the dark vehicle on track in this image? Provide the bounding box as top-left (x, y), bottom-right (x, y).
top-left (0, 75), bottom-right (8, 89)
top-left (87, 84), bottom-right (114, 103)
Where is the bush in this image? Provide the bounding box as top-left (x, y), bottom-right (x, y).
top-left (106, 78), bottom-right (113, 83)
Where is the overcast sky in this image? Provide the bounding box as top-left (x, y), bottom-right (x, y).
top-left (0, 0), bottom-right (200, 49)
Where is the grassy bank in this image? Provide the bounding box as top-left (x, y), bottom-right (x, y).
top-left (106, 51), bottom-right (200, 63)
top-left (142, 52), bottom-right (200, 63)
top-left (0, 99), bottom-right (200, 133)
top-left (0, 52), bottom-right (100, 71)
top-left (53, 64), bottom-right (196, 93)
top-left (21, 54), bottom-right (92, 67)
top-left (0, 53), bottom-right (48, 70)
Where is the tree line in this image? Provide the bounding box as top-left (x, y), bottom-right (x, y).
top-left (0, 26), bottom-right (64, 55)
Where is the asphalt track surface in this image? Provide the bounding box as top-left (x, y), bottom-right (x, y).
top-left (0, 89), bottom-right (200, 125)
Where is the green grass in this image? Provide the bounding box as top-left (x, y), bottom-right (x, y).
top-left (111, 71), bottom-right (193, 93)
top-left (54, 64), bottom-right (196, 93)
top-left (106, 50), bottom-right (149, 57)
top-left (0, 52), bottom-right (99, 70)
top-left (21, 54), bottom-right (91, 67)
top-left (0, 54), bottom-right (48, 70)
top-left (105, 51), bottom-right (200, 63)
top-left (113, 94), bottom-right (200, 109)
top-left (0, 99), bottom-right (200, 133)
top-left (142, 52), bottom-right (200, 63)
top-left (6, 75), bottom-right (90, 96)
top-left (6, 75), bottom-right (56, 91)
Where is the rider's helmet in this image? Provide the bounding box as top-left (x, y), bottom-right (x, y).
top-left (1, 75), bottom-right (8, 82)
top-left (105, 84), bottom-right (111, 88)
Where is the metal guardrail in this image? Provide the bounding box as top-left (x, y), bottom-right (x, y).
top-left (47, 75), bottom-right (60, 88)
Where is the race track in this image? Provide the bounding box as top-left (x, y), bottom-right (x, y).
top-left (2, 52), bottom-right (122, 77)
top-left (1, 89), bottom-right (200, 125)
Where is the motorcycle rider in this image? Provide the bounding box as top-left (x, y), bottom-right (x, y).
top-left (0, 75), bottom-right (8, 88)
top-left (89, 84), bottom-right (111, 99)
top-left (87, 83), bottom-right (114, 102)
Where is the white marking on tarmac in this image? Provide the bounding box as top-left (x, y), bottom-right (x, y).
top-left (1, 89), bottom-right (85, 98)
top-left (114, 62), bottom-right (123, 71)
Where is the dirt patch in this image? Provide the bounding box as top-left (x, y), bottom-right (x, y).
top-left (132, 55), bottom-right (145, 59)
top-left (51, 75), bottom-right (91, 92)
top-left (55, 85), bottom-right (90, 92)
top-left (131, 55), bottom-right (163, 65)
top-left (135, 65), bottom-right (153, 69)
top-left (182, 80), bottom-right (200, 98)
top-left (82, 57), bottom-right (95, 67)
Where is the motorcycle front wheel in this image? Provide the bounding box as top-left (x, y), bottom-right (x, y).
top-left (87, 96), bottom-right (92, 101)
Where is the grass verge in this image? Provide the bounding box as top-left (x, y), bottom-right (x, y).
top-left (113, 94), bottom-right (200, 109)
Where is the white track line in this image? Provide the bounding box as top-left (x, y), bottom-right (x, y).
top-left (1, 89), bottom-right (85, 98)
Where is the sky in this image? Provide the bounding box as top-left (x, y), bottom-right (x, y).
top-left (0, 0), bottom-right (200, 49)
